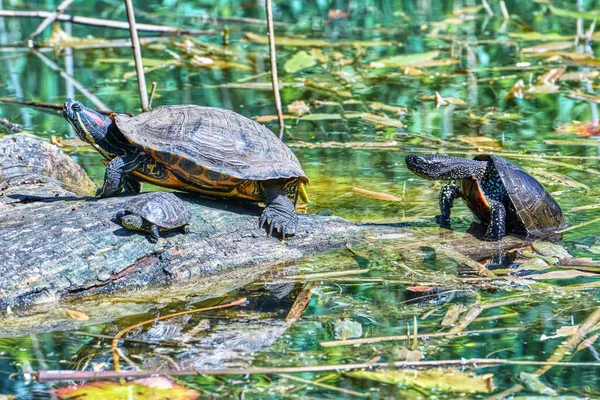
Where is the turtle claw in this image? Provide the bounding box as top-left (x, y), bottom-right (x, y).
top-left (259, 207), bottom-right (297, 238)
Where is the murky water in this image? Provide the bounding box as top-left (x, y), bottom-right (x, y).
top-left (2, 0), bottom-right (600, 398)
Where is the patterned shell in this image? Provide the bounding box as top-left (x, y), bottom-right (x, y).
top-left (123, 192), bottom-right (191, 228)
top-left (474, 155), bottom-right (566, 235)
top-left (115, 105), bottom-right (308, 182)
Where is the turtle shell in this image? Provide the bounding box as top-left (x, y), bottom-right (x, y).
top-left (474, 155), bottom-right (566, 235)
top-left (123, 192), bottom-right (191, 228)
top-left (114, 106), bottom-right (308, 192)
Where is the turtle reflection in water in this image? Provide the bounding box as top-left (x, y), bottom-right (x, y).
top-left (114, 192), bottom-right (191, 243)
top-left (62, 99), bottom-right (308, 237)
top-left (405, 154), bottom-right (566, 241)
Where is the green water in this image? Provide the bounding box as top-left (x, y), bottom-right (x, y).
top-left (2, 0), bottom-right (600, 398)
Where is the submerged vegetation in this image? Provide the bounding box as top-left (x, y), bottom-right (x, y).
top-left (1, 0), bottom-right (600, 398)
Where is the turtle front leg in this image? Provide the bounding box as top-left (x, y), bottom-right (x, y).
top-left (149, 224), bottom-right (161, 243)
top-left (181, 224), bottom-right (191, 234)
top-left (436, 181), bottom-right (460, 227)
top-left (260, 180), bottom-right (298, 237)
top-left (484, 200), bottom-right (506, 241)
top-left (97, 153), bottom-right (144, 198)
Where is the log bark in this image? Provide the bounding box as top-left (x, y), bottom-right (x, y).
top-left (0, 136), bottom-right (525, 337)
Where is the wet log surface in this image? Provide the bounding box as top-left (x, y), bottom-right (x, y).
top-left (0, 136), bottom-right (526, 337)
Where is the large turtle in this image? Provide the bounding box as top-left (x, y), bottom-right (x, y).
top-left (114, 192), bottom-right (191, 243)
top-left (405, 154), bottom-right (566, 241)
top-left (62, 99), bottom-right (309, 237)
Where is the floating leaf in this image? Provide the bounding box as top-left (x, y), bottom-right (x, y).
top-left (441, 304), bottom-right (464, 327)
top-left (369, 102), bottom-right (408, 116)
top-left (540, 325), bottom-right (580, 340)
top-left (518, 372), bottom-right (557, 396)
top-left (352, 187), bottom-right (403, 202)
top-left (421, 92), bottom-right (467, 107)
top-left (347, 368), bottom-right (494, 393)
top-left (360, 113), bottom-right (405, 128)
top-left (310, 48), bottom-right (329, 64)
top-left (369, 51), bottom-right (440, 68)
top-left (532, 242), bottom-right (572, 260)
top-left (334, 319), bottom-right (363, 340)
top-left (537, 67), bottom-right (566, 84)
top-left (556, 120), bottom-right (600, 137)
top-left (287, 100), bottom-right (310, 116)
top-left (559, 71), bottom-right (599, 81)
top-left (54, 377), bottom-right (200, 400)
top-left (284, 51), bottom-right (317, 73)
top-left (530, 270), bottom-right (597, 280)
top-left (522, 42), bottom-right (573, 54)
top-left (254, 114), bottom-right (297, 123)
top-left (300, 112), bottom-right (362, 121)
top-left (457, 136), bottom-right (502, 148)
top-left (508, 32), bottom-right (574, 41)
top-left (65, 309), bottom-right (89, 321)
top-left (548, 4), bottom-right (600, 20)
top-left (243, 32), bottom-right (394, 48)
top-left (514, 258), bottom-right (551, 272)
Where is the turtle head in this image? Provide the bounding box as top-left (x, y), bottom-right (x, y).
top-left (120, 214), bottom-right (145, 231)
top-left (63, 98), bottom-right (112, 145)
top-left (405, 154), bottom-right (486, 180)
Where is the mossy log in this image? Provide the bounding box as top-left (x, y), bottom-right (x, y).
top-left (0, 136), bottom-right (525, 337)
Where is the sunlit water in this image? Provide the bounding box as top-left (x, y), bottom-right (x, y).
top-left (1, 0), bottom-right (600, 398)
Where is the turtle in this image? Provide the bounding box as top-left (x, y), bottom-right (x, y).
top-left (114, 192), bottom-right (191, 243)
top-left (405, 154), bottom-right (566, 241)
top-left (62, 98), bottom-right (309, 237)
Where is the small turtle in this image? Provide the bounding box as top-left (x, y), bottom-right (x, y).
top-left (114, 192), bottom-right (191, 243)
top-left (62, 99), bottom-right (309, 237)
top-left (405, 154), bottom-right (566, 241)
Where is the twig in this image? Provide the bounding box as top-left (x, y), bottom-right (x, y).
top-left (26, 0), bottom-right (75, 42)
top-left (279, 373), bottom-right (368, 397)
top-left (499, 0), bottom-right (509, 20)
top-left (33, 358), bottom-right (600, 382)
top-left (481, 0), bottom-right (494, 17)
top-left (448, 306), bottom-right (482, 334)
top-left (286, 282), bottom-right (317, 323)
top-left (265, 0), bottom-right (284, 138)
top-left (112, 298), bottom-right (246, 372)
top-left (319, 326), bottom-right (523, 347)
top-left (555, 217), bottom-right (600, 234)
top-left (0, 10), bottom-right (215, 36)
top-left (489, 305), bottom-right (600, 399)
top-left (0, 97), bottom-right (115, 115)
top-left (31, 50), bottom-right (110, 111)
top-left (148, 81), bottom-right (157, 109)
top-left (124, 0), bottom-right (149, 112)
top-left (274, 269), bottom-right (369, 281)
top-left (72, 331), bottom-right (188, 348)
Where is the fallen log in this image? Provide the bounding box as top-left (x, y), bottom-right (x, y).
top-left (0, 135), bottom-right (524, 337)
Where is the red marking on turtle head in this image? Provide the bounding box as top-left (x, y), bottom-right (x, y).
top-left (83, 109), bottom-right (105, 126)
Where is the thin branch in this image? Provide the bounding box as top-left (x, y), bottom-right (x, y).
top-left (279, 374), bottom-right (368, 397)
top-left (0, 10), bottom-right (216, 36)
top-left (112, 298), bottom-right (246, 372)
top-left (32, 50), bottom-right (109, 111)
top-left (265, 0), bottom-right (284, 138)
top-left (33, 358), bottom-right (600, 382)
top-left (319, 326), bottom-right (523, 347)
top-left (26, 0), bottom-right (75, 42)
top-left (124, 0), bottom-right (149, 111)
top-left (0, 97), bottom-right (116, 115)
top-left (481, 0), bottom-right (494, 17)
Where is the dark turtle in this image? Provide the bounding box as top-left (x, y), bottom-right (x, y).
top-left (62, 99), bottom-right (309, 237)
top-left (114, 192), bottom-right (191, 243)
top-left (405, 154), bottom-right (566, 241)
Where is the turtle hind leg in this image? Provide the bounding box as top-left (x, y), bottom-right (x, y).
top-left (122, 176), bottom-right (142, 194)
top-left (149, 224), bottom-right (161, 243)
top-left (260, 180), bottom-right (298, 237)
top-left (483, 200), bottom-right (506, 241)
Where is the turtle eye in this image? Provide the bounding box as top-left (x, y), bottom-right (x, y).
top-left (72, 103), bottom-right (82, 112)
